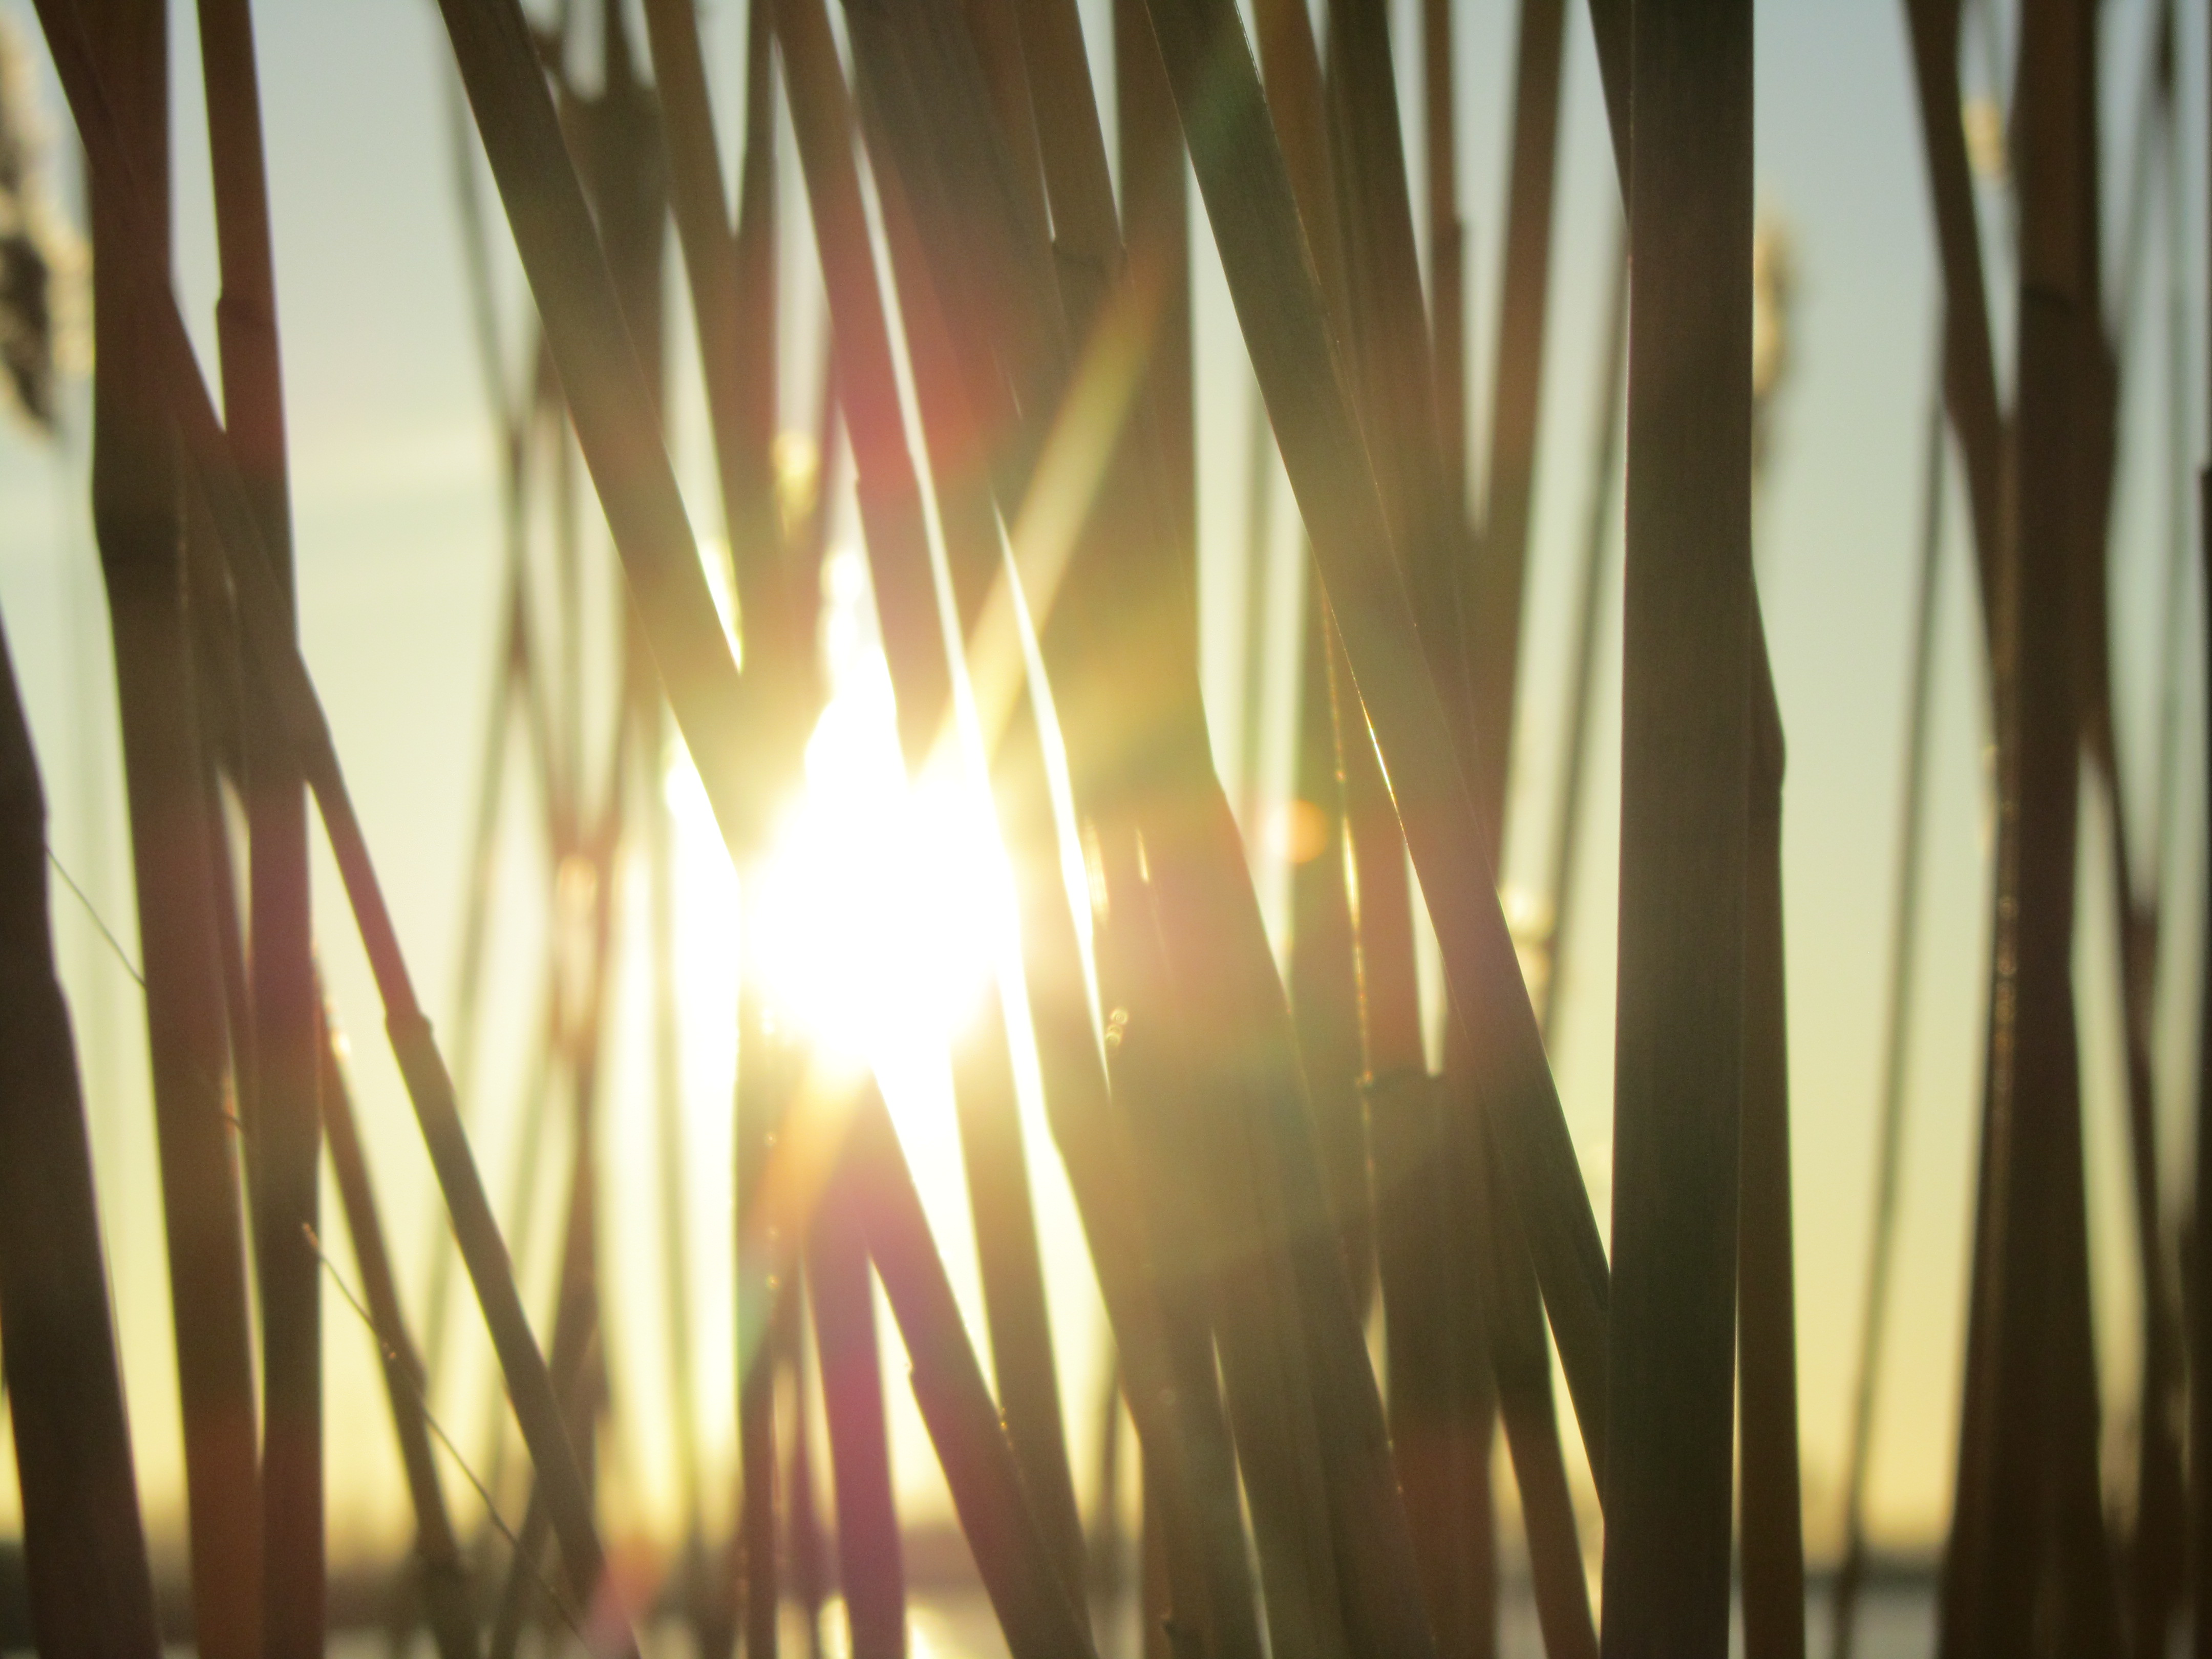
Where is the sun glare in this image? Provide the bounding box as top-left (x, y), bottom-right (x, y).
top-left (663, 546), bottom-right (1011, 1077)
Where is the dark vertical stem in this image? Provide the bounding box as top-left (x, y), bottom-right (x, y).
top-left (1601, 2), bottom-right (1754, 1655)
top-left (736, 999), bottom-right (790, 1659)
top-left (79, 4), bottom-right (265, 1654)
top-left (807, 1148), bottom-right (907, 1659)
top-left (195, 4), bottom-right (322, 1646)
top-left (1737, 644), bottom-right (1804, 1659)
top-left (1287, 596), bottom-right (1370, 1299)
top-left (320, 1011), bottom-right (481, 1659)
top-left (1831, 372), bottom-right (1947, 1659)
top-left (780, 1265), bottom-right (827, 1659)
top-left (1536, 223), bottom-right (1627, 1045)
top-left (1464, 0), bottom-right (1568, 859)
top-left (1423, 0), bottom-right (1463, 522)
top-left (0, 607), bottom-right (162, 1659)
top-left (1239, 396), bottom-right (1274, 821)
top-left (1900, 0), bottom-right (2006, 628)
top-left (2190, 268), bottom-right (2212, 1659)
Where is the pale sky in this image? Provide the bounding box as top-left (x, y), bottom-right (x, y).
top-left (0, 0), bottom-right (2201, 1578)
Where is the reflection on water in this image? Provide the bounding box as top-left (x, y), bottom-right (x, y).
top-left (93, 1581), bottom-right (1943, 1659)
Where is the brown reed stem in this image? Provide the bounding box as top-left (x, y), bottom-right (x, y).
top-left (807, 1137), bottom-right (907, 1659)
top-left (195, 5), bottom-right (323, 1644)
top-left (318, 1011), bottom-right (480, 1659)
top-left (1737, 646), bottom-right (1804, 1659)
top-left (0, 604), bottom-right (162, 1659)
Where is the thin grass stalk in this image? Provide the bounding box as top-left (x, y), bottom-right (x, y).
top-left (736, 979), bottom-right (792, 1659)
top-left (1461, 1128), bottom-right (1595, 1659)
top-left (1249, 0), bottom-right (1379, 1331)
top-left (1325, 0), bottom-right (1468, 775)
top-left (76, 5), bottom-right (264, 1653)
top-left (779, 1264), bottom-right (827, 1659)
top-left (1286, 598), bottom-right (1370, 1301)
top-left (1114, 0), bottom-right (1195, 622)
top-left (1736, 645), bottom-right (1803, 1659)
top-left (0, 605), bottom-right (161, 1659)
top-left (646, 696), bottom-right (711, 1637)
top-left (2190, 244), bottom-right (2212, 1659)
top-left (1831, 372), bottom-right (1947, 1659)
top-left (1423, 0), bottom-right (1463, 523)
top-left (806, 1147), bottom-right (906, 1659)
top-left (1110, 17), bottom-right (1257, 1635)
top-left (1938, 4), bottom-right (2119, 1648)
top-left (2079, 19), bottom-right (2188, 1638)
top-left (1135, 0), bottom-right (1610, 1463)
top-left (1535, 225), bottom-right (1626, 1045)
top-left (195, 6), bottom-right (324, 1644)
top-left (1599, 0), bottom-right (1754, 1651)
top-left (1351, 725), bottom-right (1489, 1659)
top-left (319, 1010), bottom-right (480, 1659)
top-left (31, 9), bottom-right (627, 1627)
top-left (1900, 0), bottom-right (2006, 623)
top-left (1237, 397), bottom-right (1274, 822)
top-left (1321, 9), bottom-right (1500, 1648)
top-left (1462, 0), bottom-right (1567, 849)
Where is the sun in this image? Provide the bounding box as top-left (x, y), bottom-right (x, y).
top-left (662, 546), bottom-right (1011, 1080)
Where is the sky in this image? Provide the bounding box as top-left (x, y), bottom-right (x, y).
top-left (0, 0), bottom-right (2201, 1582)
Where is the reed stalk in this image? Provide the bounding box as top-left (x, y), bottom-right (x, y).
top-left (75, 6), bottom-right (264, 1655)
top-left (195, 5), bottom-right (324, 1645)
top-left (1830, 374), bottom-right (1947, 1659)
top-left (0, 603), bottom-right (161, 1659)
top-left (1600, 2), bottom-right (1754, 1653)
top-left (1462, 0), bottom-right (1567, 846)
top-left (735, 979), bottom-right (795, 1659)
top-left (1535, 226), bottom-right (1626, 1045)
top-left (1900, 0), bottom-right (2006, 617)
top-left (1736, 647), bottom-right (1803, 1659)
top-left (2191, 272), bottom-right (2212, 1658)
top-left (806, 1138), bottom-right (906, 1659)
top-left (2075, 16), bottom-right (2186, 1634)
top-left (1286, 602), bottom-right (1369, 1301)
top-left (319, 1009), bottom-right (480, 1659)
top-left (1938, 5), bottom-right (2119, 1650)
